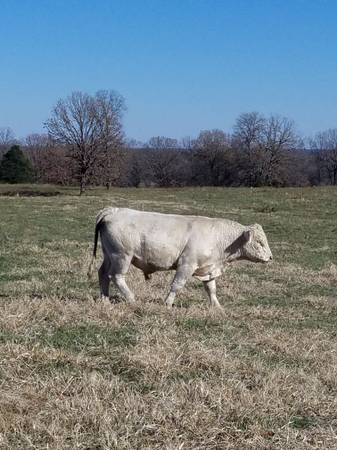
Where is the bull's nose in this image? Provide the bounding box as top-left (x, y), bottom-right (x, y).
top-left (270, 255), bottom-right (273, 261)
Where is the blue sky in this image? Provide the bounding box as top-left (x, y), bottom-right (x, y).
top-left (1, 0), bottom-right (337, 141)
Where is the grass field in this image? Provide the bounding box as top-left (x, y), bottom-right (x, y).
top-left (0, 184), bottom-right (336, 449)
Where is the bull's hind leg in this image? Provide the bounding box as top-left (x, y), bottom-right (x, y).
top-left (165, 264), bottom-right (195, 308)
top-left (110, 254), bottom-right (135, 303)
top-left (98, 257), bottom-right (110, 301)
top-left (203, 279), bottom-right (222, 309)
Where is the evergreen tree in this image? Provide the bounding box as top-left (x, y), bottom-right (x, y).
top-left (0, 145), bottom-right (35, 183)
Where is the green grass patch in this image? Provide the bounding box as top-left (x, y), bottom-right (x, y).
top-left (0, 329), bottom-right (25, 345)
top-left (290, 415), bottom-right (316, 429)
top-left (37, 323), bottom-right (138, 352)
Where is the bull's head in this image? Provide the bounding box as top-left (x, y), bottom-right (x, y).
top-left (241, 224), bottom-right (273, 263)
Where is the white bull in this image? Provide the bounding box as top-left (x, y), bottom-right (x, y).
top-left (88, 207), bottom-right (273, 308)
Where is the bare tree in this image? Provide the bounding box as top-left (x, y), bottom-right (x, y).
top-left (147, 136), bottom-right (178, 149)
top-left (126, 138), bottom-right (145, 148)
top-left (45, 90), bottom-right (125, 194)
top-left (25, 133), bottom-right (52, 181)
top-left (24, 133), bottom-right (74, 184)
top-left (93, 90), bottom-right (125, 189)
top-left (310, 129), bottom-right (337, 185)
top-left (193, 129), bottom-right (232, 185)
top-left (260, 115), bottom-right (298, 185)
top-left (0, 127), bottom-right (15, 146)
top-left (0, 127), bottom-right (16, 159)
top-left (233, 112), bottom-right (265, 185)
top-left (180, 136), bottom-right (195, 150)
top-left (233, 112), bottom-right (264, 150)
top-left (146, 149), bottom-right (180, 186)
top-left (127, 149), bottom-right (143, 187)
top-left (233, 112), bottom-right (298, 186)
top-left (25, 133), bottom-right (51, 149)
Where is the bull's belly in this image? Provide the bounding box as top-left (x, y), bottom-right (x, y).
top-left (131, 238), bottom-right (182, 272)
top-left (132, 251), bottom-right (224, 281)
top-left (131, 252), bottom-right (178, 274)
top-left (129, 233), bottom-right (223, 280)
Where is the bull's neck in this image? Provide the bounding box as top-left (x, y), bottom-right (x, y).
top-left (220, 224), bottom-right (245, 263)
top-left (223, 247), bottom-right (243, 262)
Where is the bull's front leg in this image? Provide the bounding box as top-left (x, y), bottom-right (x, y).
top-left (203, 279), bottom-right (222, 309)
top-left (165, 264), bottom-right (195, 308)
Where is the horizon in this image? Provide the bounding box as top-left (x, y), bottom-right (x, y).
top-left (1, 0), bottom-right (337, 142)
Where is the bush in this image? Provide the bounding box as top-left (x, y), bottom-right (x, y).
top-left (0, 145), bottom-right (35, 183)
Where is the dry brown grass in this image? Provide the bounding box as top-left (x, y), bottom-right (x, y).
top-left (0, 186), bottom-right (337, 449)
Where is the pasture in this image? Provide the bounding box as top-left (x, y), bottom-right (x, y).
top-left (0, 185), bottom-right (336, 449)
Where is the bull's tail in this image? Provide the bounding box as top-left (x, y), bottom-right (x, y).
top-left (87, 219), bottom-right (100, 280)
top-left (87, 208), bottom-right (116, 280)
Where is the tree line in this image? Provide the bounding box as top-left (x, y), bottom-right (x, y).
top-left (1, 90), bottom-right (337, 192)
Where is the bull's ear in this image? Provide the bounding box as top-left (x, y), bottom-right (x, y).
top-left (243, 229), bottom-right (253, 243)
